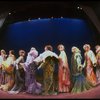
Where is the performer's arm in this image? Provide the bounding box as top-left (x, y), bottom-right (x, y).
top-left (76, 54), bottom-right (82, 71)
top-left (90, 51), bottom-right (97, 67)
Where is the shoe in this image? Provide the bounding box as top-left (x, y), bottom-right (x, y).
top-left (8, 91), bottom-right (15, 94)
top-left (14, 91), bottom-right (19, 94)
top-left (42, 92), bottom-right (49, 95)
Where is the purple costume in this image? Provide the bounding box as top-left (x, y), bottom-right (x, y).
top-left (24, 48), bottom-right (42, 94)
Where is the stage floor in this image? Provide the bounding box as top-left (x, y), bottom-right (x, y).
top-left (0, 85), bottom-right (100, 99)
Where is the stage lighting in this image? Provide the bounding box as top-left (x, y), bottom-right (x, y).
top-left (9, 12), bottom-right (11, 15)
top-left (51, 17), bottom-right (53, 19)
top-left (61, 16), bottom-right (63, 18)
top-left (38, 18), bottom-right (41, 20)
top-left (77, 6), bottom-right (80, 9)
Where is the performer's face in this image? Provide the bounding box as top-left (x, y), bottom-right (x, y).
top-left (84, 47), bottom-right (89, 51)
top-left (1, 52), bottom-right (4, 56)
top-left (19, 52), bottom-right (25, 57)
top-left (44, 47), bottom-right (47, 51)
top-left (95, 45), bottom-right (100, 50)
top-left (72, 48), bottom-right (76, 53)
top-left (58, 45), bottom-right (64, 51)
top-left (9, 51), bottom-right (11, 55)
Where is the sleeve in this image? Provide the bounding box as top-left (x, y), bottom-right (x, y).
top-left (12, 56), bottom-right (16, 64)
top-left (29, 50), bottom-right (38, 57)
top-left (89, 51), bottom-right (97, 65)
top-left (34, 53), bottom-right (44, 63)
top-left (38, 62), bottom-right (45, 69)
top-left (34, 51), bottom-right (58, 63)
top-left (52, 53), bottom-right (59, 59)
top-left (83, 60), bottom-right (86, 68)
top-left (59, 51), bottom-right (67, 67)
top-left (34, 51), bottom-right (51, 62)
top-left (96, 53), bottom-right (99, 61)
top-left (0, 57), bottom-right (3, 65)
top-left (83, 53), bottom-right (86, 68)
top-left (76, 53), bottom-right (82, 71)
top-left (15, 56), bottom-right (23, 64)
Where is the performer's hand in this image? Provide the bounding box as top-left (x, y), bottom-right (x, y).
top-left (37, 67), bottom-right (40, 70)
top-left (24, 67), bottom-right (26, 71)
top-left (38, 63), bottom-right (42, 70)
top-left (79, 66), bottom-right (82, 71)
top-left (43, 59), bottom-right (45, 63)
top-left (93, 63), bottom-right (97, 67)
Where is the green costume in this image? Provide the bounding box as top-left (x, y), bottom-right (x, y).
top-left (71, 52), bottom-right (93, 93)
top-left (40, 56), bottom-right (58, 95)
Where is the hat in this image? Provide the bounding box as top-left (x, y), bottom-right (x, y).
top-left (72, 46), bottom-right (80, 53)
top-left (1, 49), bottom-right (6, 55)
top-left (31, 47), bottom-right (36, 50)
top-left (19, 50), bottom-right (25, 54)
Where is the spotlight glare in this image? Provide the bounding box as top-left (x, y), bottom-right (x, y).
top-left (77, 6), bottom-right (80, 9)
top-left (51, 17), bottom-right (53, 19)
top-left (38, 18), bottom-right (40, 20)
top-left (61, 16), bottom-right (63, 18)
top-left (9, 12), bottom-right (11, 15)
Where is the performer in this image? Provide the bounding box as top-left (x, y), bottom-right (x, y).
top-left (23, 47), bottom-right (42, 95)
top-left (57, 44), bottom-right (71, 93)
top-left (0, 50), bottom-right (16, 91)
top-left (95, 45), bottom-right (100, 84)
top-left (0, 50), bottom-right (7, 85)
top-left (34, 45), bottom-right (58, 95)
top-left (0, 50), bottom-right (7, 67)
top-left (71, 46), bottom-right (92, 93)
top-left (83, 44), bottom-right (97, 86)
top-left (8, 50), bottom-right (25, 94)
top-left (2, 50), bottom-right (15, 70)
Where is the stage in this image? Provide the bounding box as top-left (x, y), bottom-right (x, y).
top-left (0, 84), bottom-right (100, 99)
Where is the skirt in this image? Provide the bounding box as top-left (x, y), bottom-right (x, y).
top-left (71, 73), bottom-right (93, 93)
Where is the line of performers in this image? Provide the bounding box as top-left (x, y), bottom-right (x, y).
top-left (0, 44), bottom-right (100, 95)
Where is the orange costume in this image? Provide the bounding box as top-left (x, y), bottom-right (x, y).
top-left (83, 50), bottom-right (97, 86)
top-left (58, 51), bottom-right (70, 93)
top-left (0, 54), bottom-right (15, 91)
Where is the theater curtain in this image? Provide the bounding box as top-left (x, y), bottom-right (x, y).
top-left (81, 5), bottom-right (100, 34)
top-left (0, 12), bottom-right (9, 29)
